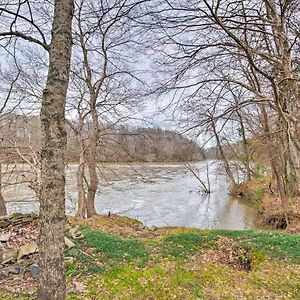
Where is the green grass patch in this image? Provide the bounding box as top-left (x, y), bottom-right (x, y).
top-left (208, 230), bottom-right (300, 262)
top-left (82, 229), bottom-right (149, 264)
top-left (82, 264), bottom-right (204, 299)
top-left (2, 227), bottom-right (300, 300)
top-left (81, 228), bottom-right (300, 263)
top-left (161, 232), bottom-right (213, 258)
top-left (157, 229), bottom-right (300, 262)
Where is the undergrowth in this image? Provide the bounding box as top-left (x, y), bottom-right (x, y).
top-left (2, 227), bottom-right (300, 300)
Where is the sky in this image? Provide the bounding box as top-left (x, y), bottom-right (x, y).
top-left (0, 0), bottom-right (217, 149)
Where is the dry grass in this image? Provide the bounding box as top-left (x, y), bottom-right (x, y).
top-left (1, 215), bottom-right (300, 299)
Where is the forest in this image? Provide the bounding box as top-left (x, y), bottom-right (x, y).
top-left (0, 0), bottom-right (300, 299)
top-left (0, 113), bottom-right (202, 163)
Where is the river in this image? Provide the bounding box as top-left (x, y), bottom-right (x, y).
top-left (3, 161), bottom-right (258, 229)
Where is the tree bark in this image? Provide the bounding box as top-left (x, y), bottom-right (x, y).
top-left (86, 109), bottom-right (98, 217)
top-left (76, 133), bottom-right (86, 218)
top-left (38, 0), bottom-right (74, 299)
top-left (0, 163), bottom-right (7, 216)
top-left (259, 103), bottom-right (288, 221)
top-left (265, 0), bottom-right (300, 195)
top-left (211, 121), bottom-right (236, 185)
top-left (77, 17), bottom-right (101, 218)
top-left (237, 111), bottom-right (252, 181)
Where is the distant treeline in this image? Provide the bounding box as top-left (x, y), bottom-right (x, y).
top-left (0, 114), bottom-right (203, 163)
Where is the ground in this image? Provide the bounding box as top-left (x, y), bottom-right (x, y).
top-left (0, 215), bottom-right (300, 299)
top-left (230, 176), bottom-right (300, 232)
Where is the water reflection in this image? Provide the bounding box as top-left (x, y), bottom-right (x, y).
top-left (4, 161), bottom-right (258, 229)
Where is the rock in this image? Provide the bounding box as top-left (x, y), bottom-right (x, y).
top-left (65, 223), bottom-right (72, 233)
top-left (17, 243), bottom-right (38, 260)
top-left (69, 227), bottom-right (78, 236)
top-left (65, 237), bottom-right (75, 249)
top-left (65, 256), bottom-right (75, 263)
top-left (138, 224), bottom-right (145, 231)
top-left (2, 248), bottom-right (18, 264)
top-left (68, 248), bottom-right (78, 256)
top-left (0, 213), bottom-right (38, 229)
top-left (0, 270), bottom-right (9, 278)
top-left (0, 233), bottom-right (10, 242)
top-left (148, 225), bottom-right (157, 231)
top-left (0, 220), bottom-right (10, 229)
top-left (13, 225), bottom-right (22, 233)
top-left (73, 234), bottom-right (84, 240)
top-left (69, 227), bottom-right (84, 240)
top-left (8, 267), bottom-right (20, 275)
top-left (28, 263), bottom-right (39, 278)
top-left (18, 215), bottom-right (35, 224)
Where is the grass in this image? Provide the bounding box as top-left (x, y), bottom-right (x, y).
top-left (163, 231), bottom-right (206, 244)
top-left (65, 228), bottom-right (300, 299)
top-left (161, 232), bottom-right (213, 259)
top-left (207, 230), bottom-right (300, 262)
top-left (82, 229), bottom-right (149, 263)
top-left (2, 223), bottom-right (300, 299)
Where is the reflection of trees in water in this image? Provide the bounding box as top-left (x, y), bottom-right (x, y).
top-left (5, 161), bottom-right (257, 230)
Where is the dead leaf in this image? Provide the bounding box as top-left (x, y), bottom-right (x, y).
top-left (73, 281), bottom-right (86, 294)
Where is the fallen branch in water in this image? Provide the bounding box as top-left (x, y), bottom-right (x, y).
top-left (186, 163), bottom-right (211, 194)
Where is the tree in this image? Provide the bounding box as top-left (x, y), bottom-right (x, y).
top-left (142, 0), bottom-right (300, 221)
top-left (0, 163), bottom-right (7, 216)
top-left (0, 0), bottom-right (74, 298)
top-left (67, 0), bottom-right (145, 218)
top-left (0, 49), bottom-right (23, 216)
top-left (38, 0), bottom-right (74, 298)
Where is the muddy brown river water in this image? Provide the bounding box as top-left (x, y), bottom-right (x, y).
top-left (4, 161), bottom-right (259, 229)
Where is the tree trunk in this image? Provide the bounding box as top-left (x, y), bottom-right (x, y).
top-left (259, 103), bottom-right (288, 222)
top-left (86, 111), bottom-right (98, 218)
top-left (38, 0), bottom-right (74, 299)
top-left (0, 193), bottom-right (6, 217)
top-left (0, 163), bottom-right (7, 216)
top-left (211, 121), bottom-right (236, 185)
top-left (76, 135), bottom-right (86, 218)
top-left (265, 0), bottom-right (299, 195)
top-left (237, 112), bottom-right (252, 181)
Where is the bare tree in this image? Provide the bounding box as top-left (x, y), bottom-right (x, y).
top-left (67, 0), bottom-right (145, 218)
top-left (38, 1), bottom-right (74, 298)
top-left (140, 0), bottom-right (300, 222)
top-left (0, 1), bottom-right (74, 299)
top-left (0, 163), bottom-right (7, 216)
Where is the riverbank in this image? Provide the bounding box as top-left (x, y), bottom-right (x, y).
top-left (0, 214), bottom-right (300, 299)
top-left (231, 177), bottom-right (300, 231)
